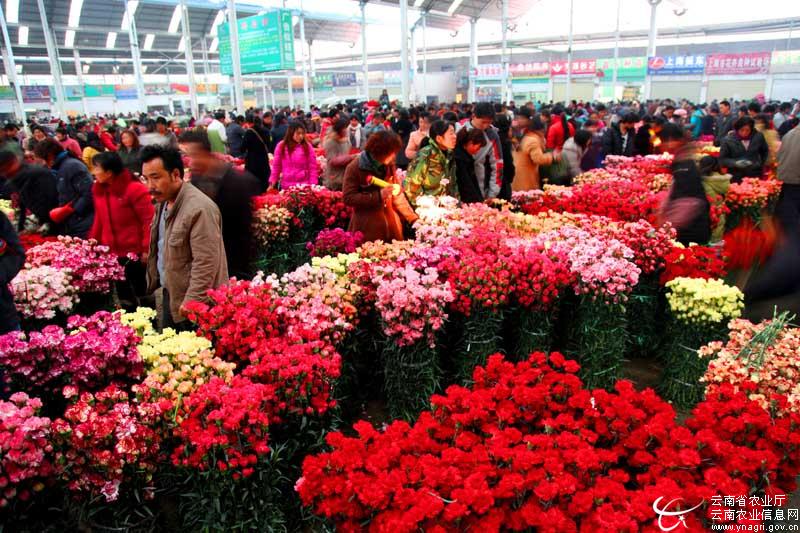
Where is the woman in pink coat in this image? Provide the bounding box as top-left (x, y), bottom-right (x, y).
top-left (268, 122), bottom-right (319, 190)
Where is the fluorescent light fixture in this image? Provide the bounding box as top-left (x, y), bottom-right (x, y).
top-left (210, 10), bottom-right (225, 36)
top-left (143, 33), bottom-right (155, 50)
top-left (68, 0), bottom-right (84, 28)
top-left (65, 29), bottom-right (75, 47)
top-left (141, 65), bottom-right (147, 73)
top-left (106, 31), bottom-right (117, 48)
top-left (120, 1), bottom-right (139, 30)
top-left (17, 25), bottom-right (27, 45)
top-left (209, 37), bottom-right (218, 53)
top-left (178, 36), bottom-right (185, 52)
top-left (414, 0), bottom-right (425, 7)
top-left (82, 64), bottom-right (90, 74)
top-left (168, 5), bottom-right (182, 34)
top-left (447, 0), bottom-right (463, 15)
top-left (6, 0), bottom-right (19, 24)
top-left (15, 64), bottom-right (22, 73)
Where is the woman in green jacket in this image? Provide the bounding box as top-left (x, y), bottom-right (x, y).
top-left (405, 120), bottom-right (457, 206)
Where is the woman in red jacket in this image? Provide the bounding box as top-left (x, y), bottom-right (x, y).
top-left (546, 104), bottom-right (576, 151)
top-left (90, 151), bottom-right (154, 308)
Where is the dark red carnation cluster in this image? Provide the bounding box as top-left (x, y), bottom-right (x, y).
top-left (298, 352), bottom-right (800, 532)
top-left (254, 185), bottom-right (352, 229)
top-left (659, 244), bottom-right (728, 285)
top-left (307, 228), bottom-right (364, 257)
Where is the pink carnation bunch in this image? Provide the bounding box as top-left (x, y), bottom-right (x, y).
top-left (26, 236), bottom-right (125, 293)
top-left (10, 265), bottom-right (77, 319)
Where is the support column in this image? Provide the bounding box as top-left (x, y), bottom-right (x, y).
top-left (72, 50), bottom-right (89, 117)
top-left (400, 0), bottom-right (409, 105)
top-left (37, 0), bottom-right (67, 118)
top-left (179, 0), bottom-right (199, 118)
top-left (228, 0), bottom-right (245, 112)
top-left (125, 0), bottom-right (147, 114)
top-left (500, 0), bottom-right (509, 104)
top-left (422, 13), bottom-right (427, 105)
top-left (298, 10), bottom-right (310, 110)
top-left (0, 1), bottom-right (25, 121)
top-left (611, 0), bottom-right (621, 101)
top-left (409, 26), bottom-right (417, 103)
top-left (565, 0), bottom-right (574, 105)
top-left (201, 37), bottom-right (211, 109)
top-left (308, 40), bottom-right (315, 103)
top-left (360, 1), bottom-right (369, 101)
top-left (468, 18), bottom-right (477, 103)
top-left (261, 74), bottom-right (268, 108)
top-left (644, 0), bottom-right (662, 100)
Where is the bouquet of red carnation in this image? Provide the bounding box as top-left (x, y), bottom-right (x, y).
top-left (306, 228), bottom-right (364, 257)
top-left (660, 243), bottom-right (727, 285)
top-left (723, 218), bottom-right (777, 271)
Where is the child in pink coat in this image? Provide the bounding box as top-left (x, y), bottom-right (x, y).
top-left (269, 123), bottom-right (319, 189)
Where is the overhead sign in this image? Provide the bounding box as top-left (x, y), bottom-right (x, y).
top-left (510, 61), bottom-right (550, 79)
top-left (84, 85), bottom-right (115, 97)
top-left (332, 72), bottom-right (357, 87)
top-left (170, 83), bottom-right (190, 95)
top-left (311, 74), bottom-right (333, 88)
top-left (550, 59), bottom-right (596, 77)
top-left (21, 86), bottom-right (51, 102)
top-left (0, 86), bottom-right (15, 100)
top-left (597, 57), bottom-right (646, 80)
top-left (114, 85), bottom-right (138, 100)
top-left (705, 52), bottom-right (771, 75)
top-left (771, 50), bottom-right (800, 73)
top-left (475, 64), bottom-right (503, 81)
top-left (63, 86), bottom-right (84, 101)
top-left (218, 10), bottom-right (295, 75)
top-left (647, 55), bottom-right (705, 76)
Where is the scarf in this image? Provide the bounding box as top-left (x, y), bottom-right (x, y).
top-left (358, 151), bottom-right (386, 180)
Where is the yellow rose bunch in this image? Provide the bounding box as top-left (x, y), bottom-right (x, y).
top-left (666, 277), bottom-right (744, 326)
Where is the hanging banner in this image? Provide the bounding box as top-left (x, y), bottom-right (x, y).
top-left (383, 70), bottom-right (404, 86)
top-left (114, 85), bottom-right (138, 99)
top-left (311, 74), bottom-right (333, 88)
top-left (550, 59), bottom-right (596, 77)
top-left (705, 52), bottom-right (771, 75)
top-left (145, 84), bottom-right (169, 95)
top-left (332, 72), bottom-right (357, 87)
top-left (21, 86), bottom-right (51, 102)
top-left (771, 50), bottom-right (800, 73)
top-left (84, 85), bottom-right (115, 97)
top-left (290, 77), bottom-right (305, 90)
top-left (0, 86), bottom-right (15, 100)
top-left (510, 61), bottom-right (550, 79)
top-left (367, 71), bottom-right (385, 86)
top-left (218, 9), bottom-right (295, 75)
top-left (170, 83), bottom-right (190, 95)
top-left (647, 55), bottom-right (705, 76)
top-left (596, 57), bottom-right (646, 80)
top-left (474, 64), bottom-right (503, 81)
top-left (63, 86), bottom-right (84, 101)
top-left (195, 83), bottom-right (219, 93)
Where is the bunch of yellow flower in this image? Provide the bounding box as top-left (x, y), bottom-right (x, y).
top-left (0, 199), bottom-right (14, 222)
top-left (253, 205), bottom-right (292, 247)
top-left (139, 349), bottom-right (235, 407)
top-left (666, 277), bottom-right (744, 326)
top-left (117, 307), bottom-right (158, 337)
top-left (137, 328), bottom-right (212, 366)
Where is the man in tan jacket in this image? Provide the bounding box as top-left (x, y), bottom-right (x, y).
top-left (141, 145), bottom-right (228, 329)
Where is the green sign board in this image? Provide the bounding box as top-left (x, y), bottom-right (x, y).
top-left (0, 86), bottom-right (15, 100)
top-left (84, 84), bottom-right (115, 97)
top-left (596, 57), bottom-right (647, 80)
top-left (219, 10), bottom-right (295, 75)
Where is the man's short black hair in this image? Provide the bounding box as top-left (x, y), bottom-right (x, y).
top-left (720, 100), bottom-right (731, 108)
top-left (140, 145), bottom-right (184, 180)
top-left (156, 116), bottom-right (168, 126)
top-left (3, 122), bottom-right (19, 131)
top-left (178, 128), bottom-right (211, 152)
top-left (473, 102), bottom-right (495, 119)
top-left (779, 102), bottom-right (792, 112)
top-left (747, 101), bottom-right (762, 113)
top-left (214, 111), bottom-right (226, 120)
top-left (622, 113), bottom-right (639, 124)
top-left (0, 149), bottom-right (20, 167)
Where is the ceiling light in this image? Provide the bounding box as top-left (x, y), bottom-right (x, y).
top-left (143, 33), bottom-right (155, 50)
top-left (447, 0), bottom-right (463, 15)
top-left (15, 64), bottom-right (22, 73)
top-left (168, 5), bottom-right (182, 34)
top-left (414, 0), bottom-right (425, 7)
top-left (209, 37), bottom-right (218, 53)
top-left (178, 36), bottom-right (185, 52)
top-left (5, 0), bottom-right (19, 24)
top-left (121, 1), bottom-right (139, 30)
top-left (65, 29), bottom-right (75, 48)
top-left (210, 10), bottom-right (225, 36)
top-left (106, 31), bottom-right (117, 48)
top-left (68, 0), bottom-right (84, 28)
top-left (17, 25), bottom-right (27, 45)
top-left (141, 65), bottom-right (147, 73)
top-left (82, 63), bottom-right (89, 74)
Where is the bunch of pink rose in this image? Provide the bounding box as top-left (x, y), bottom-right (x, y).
top-left (371, 263), bottom-right (454, 347)
top-left (0, 311), bottom-right (143, 395)
top-left (25, 236), bottom-right (125, 293)
top-left (52, 385), bottom-right (167, 502)
top-left (10, 265), bottom-right (77, 319)
top-left (0, 393), bottom-right (53, 508)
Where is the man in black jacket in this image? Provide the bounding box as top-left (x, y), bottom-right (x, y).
top-left (719, 116), bottom-right (768, 183)
top-left (0, 151), bottom-right (60, 233)
top-left (0, 212), bottom-right (24, 335)
top-left (601, 113), bottom-right (637, 160)
top-left (178, 129), bottom-right (260, 280)
top-left (714, 100), bottom-right (736, 147)
top-left (454, 127), bottom-right (488, 204)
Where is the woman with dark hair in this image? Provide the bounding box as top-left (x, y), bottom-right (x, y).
top-left (546, 104), bottom-right (574, 151)
top-left (658, 123), bottom-right (711, 245)
top-left (117, 129), bottom-right (142, 175)
top-left (562, 129), bottom-right (593, 180)
top-left (89, 151), bottom-right (154, 308)
top-left (342, 130), bottom-right (418, 243)
top-left (719, 115), bottom-right (768, 183)
top-left (34, 138), bottom-right (94, 238)
top-left (323, 117), bottom-right (356, 191)
top-left (405, 120), bottom-right (456, 206)
top-left (514, 116), bottom-right (560, 192)
top-left (268, 121), bottom-right (318, 190)
top-left (493, 113), bottom-right (516, 200)
top-left (454, 127), bottom-right (488, 204)
top-left (242, 113), bottom-right (272, 193)
top-left (26, 125), bottom-right (49, 154)
top-left (391, 108), bottom-right (415, 170)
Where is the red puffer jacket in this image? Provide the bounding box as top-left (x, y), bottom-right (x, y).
top-left (89, 170), bottom-right (154, 257)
